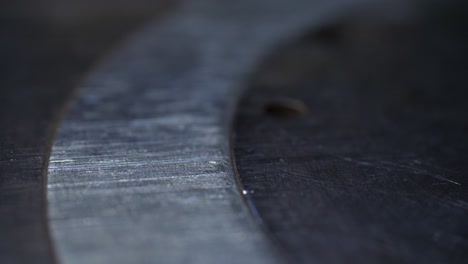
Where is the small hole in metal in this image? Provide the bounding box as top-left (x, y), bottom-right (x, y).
top-left (264, 99), bottom-right (306, 118)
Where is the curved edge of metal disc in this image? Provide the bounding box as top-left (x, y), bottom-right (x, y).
top-left (45, 0), bottom-right (374, 263)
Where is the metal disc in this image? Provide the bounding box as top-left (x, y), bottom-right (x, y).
top-left (2, 0), bottom-right (465, 263)
top-left (46, 0), bottom-right (367, 263)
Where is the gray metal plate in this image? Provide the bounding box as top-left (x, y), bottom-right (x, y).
top-left (46, 0), bottom-right (370, 263)
top-left (42, 0), bottom-right (468, 263)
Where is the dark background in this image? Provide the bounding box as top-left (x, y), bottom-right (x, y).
top-left (234, 3), bottom-right (468, 262)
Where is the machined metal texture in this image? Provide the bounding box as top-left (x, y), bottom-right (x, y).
top-left (0, 1), bottom-right (173, 263)
top-left (0, 0), bottom-right (463, 263)
top-left (46, 0), bottom-right (372, 263)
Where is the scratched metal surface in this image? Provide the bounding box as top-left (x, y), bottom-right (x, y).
top-left (234, 2), bottom-right (468, 263)
top-left (0, 1), bottom-right (173, 263)
top-left (45, 0), bottom-right (375, 263)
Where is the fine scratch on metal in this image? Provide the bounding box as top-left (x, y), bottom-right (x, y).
top-left (341, 157), bottom-right (462, 186)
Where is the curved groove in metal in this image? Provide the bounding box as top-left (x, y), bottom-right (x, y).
top-left (46, 0), bottom-right (371, 263)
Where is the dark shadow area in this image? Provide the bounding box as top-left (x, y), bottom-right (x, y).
top-left (233, 1), bottom-right (468, 263)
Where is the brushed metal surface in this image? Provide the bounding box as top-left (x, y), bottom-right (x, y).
top-left (0, 1), bottom-right (173, 262)
top-left (46, 0), bottom-right (372, 263)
